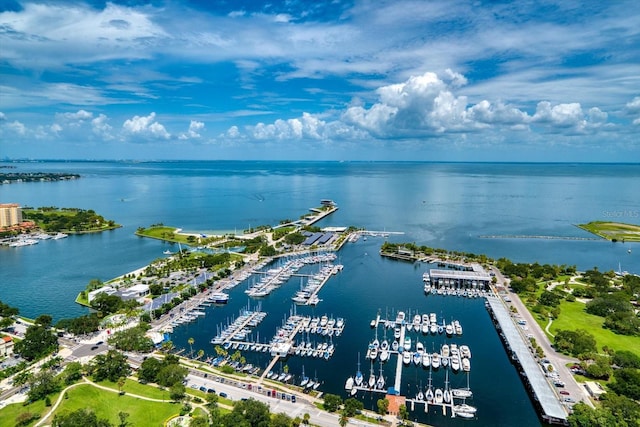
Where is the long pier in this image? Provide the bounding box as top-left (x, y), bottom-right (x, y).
top-left (485, 296), bottom-right (568, 424)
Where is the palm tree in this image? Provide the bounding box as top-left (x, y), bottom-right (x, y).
top-left (117, 376), bottom-right (126, 395)
top-left (197, 349), bottom-right (205, 360)
top-left (339, 410), bottom-right (349, 427)
top-left (188, 337), bottom-right (194, 357)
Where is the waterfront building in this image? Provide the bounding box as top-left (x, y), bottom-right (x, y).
top-left (0, 203), bottom-right (22, 228)
top-left (0, 336), bottom-right (14, 357)
top-left (584, 381), bottom-right (606, 400)
top-left (87, 286), bottom-right (117, 303)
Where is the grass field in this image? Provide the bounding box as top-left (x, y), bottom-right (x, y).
top-left (577, 221), bottom-right (640, 242)
top-left (49, 384), bottom-right (180, 426)
top-left (545, 299), bottom-right (640, 357)
top-left (0, 395), bottom-right (52, 427)
top-left (135, 226), bottom-right (193, 245)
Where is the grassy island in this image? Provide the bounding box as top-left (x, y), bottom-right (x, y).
top-left (22, 207), bottom-right (120, 234)
top-left (577, 221), bottom-right (640, 242)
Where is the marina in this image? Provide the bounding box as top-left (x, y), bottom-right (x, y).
top-left (346, 310), bottom-right (477, 419)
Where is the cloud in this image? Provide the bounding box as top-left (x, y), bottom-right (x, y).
top-left (92, 114), bottom-right (113, 139)
top-left (626, 97), bottom-right (640, 125)
top-left (61, 110), bottom-right (93, 121)
top-left (236, 70), bottom-right (617, 142)
top-left (122, 113), bottom-right (170, 140)
top-left (179, 120), bottom-right (205, 140)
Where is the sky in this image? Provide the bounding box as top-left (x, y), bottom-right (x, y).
top-left (1, 0), bottom-right (639, 162)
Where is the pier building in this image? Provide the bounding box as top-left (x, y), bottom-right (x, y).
top-left (426, 263), bottom-right (491, 289)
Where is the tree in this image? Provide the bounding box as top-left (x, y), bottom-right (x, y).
top-left (302, 413), bottom-right (310, 425)
top-left (553, 329), bottom-right (597, 357)
top-left (14, 324), bottom-right (58, 361)
top-left (189, 416), bottom-right (209, 427)
top-left (156, 363), bottom-right (188, 387)
top-left (188, 337), bottom-right (195, 356)
top-left (35, 314), bottom-right (53, 328)
top-left (117, 376), bottom-right (126, 394)
top-left (108, 325), bottom-right (154, 352)
top-left (63, 362), bottom-right (84, 385)
top-left (138, 357), bottom-right (163, 383)
top-left (377, 398), bottom-right (389, 415)
top-left (231, 398), bottom-right (270, 427)
top-left (90, 293), bottom-right (123, 316)
top-left (52, 408), bottom-right (113, 427)
top-left (169, 382), bottom-right (186, 401)
top-left (609, 368), bottom-right (640, 400)
top-left (322, 393), bottom-right (342, 412)
top-left (339, 411), bottom-right (349, 427)
top-left (343, 397), bottom-right (364, 417)
top-left (90, 350), bottom-right (131, 382)
top-left (612, 350), bottom-right (640, 369)
top-left (398, 404), bottom-right (409, 421)
top-left (270, 412), bottom-right (293, 427)
top-left (117, 412), bottom-right (130, 427)
top-left (27, 369), bottom-right (61, 402)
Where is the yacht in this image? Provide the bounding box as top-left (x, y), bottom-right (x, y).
top-left (403, 336), bottom-right (412, 351)
top-left (434, 388), bottom-right (444, 404)
top-left (368, 366), bottom-right (376, 388)
top-left (413, 314), bottom-right (421, 330)
top-left (432, 352), bottom-right (440, 369)
top-left (413, 351), bottom-right (421, 366)
top-left (451, 354), bottom-right (460, 371)
top-left (421, 314), bottom-right (430, 334)
top-left (421, 351), bottom-right (430, 368)
top-left (395, 311), bottom-right (406, 325)
top-left (210, 292), bottom-right (229, 304)
top-left (391, 340), bottom-right (399, 352)
top-left (403, 350), bottom-right (412, 365)
top-left (462, 357), bottom-right (471, 372)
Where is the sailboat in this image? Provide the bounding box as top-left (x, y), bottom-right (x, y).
top-left (354, 353), bottom-right (363, 387)
top-left (368, 363), bottom-right (376, 388)
top-left (300, 365), bottom-right (309, 387)
top-left (376, 363), bottom-right (385, 390)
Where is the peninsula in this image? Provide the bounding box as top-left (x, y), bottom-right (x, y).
top-left (577, 220), bottom-right (640, 242)
top-left (22, 207), bottom-right (120, 233)
top-left (0, 172), bottom-right (80, 184)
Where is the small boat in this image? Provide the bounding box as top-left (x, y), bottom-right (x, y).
top-left (391, 340), bottom-right (399, 352)
top-left (344, 376), bottom-right (354, 390)
top-left (452, 388), bottom-right (473, 398)
top-left (413, 352), bottom-right (421, 366)
top-left (354, 354), bottom-right (363, 386)
top-left (403, 336), bottom-right (411, 351)
top-left (403, 351), bottom-right (412, 365)
top-left (432, 352), bottom-right (440, 369)
top-left (422, 352), bottom-right (430, 368)
top-left (434, 388), bottom-right (443, 404)
top-left (425, 387), bottom-right (434, 402)
top-left (454, 404), bottom-right (477, 414)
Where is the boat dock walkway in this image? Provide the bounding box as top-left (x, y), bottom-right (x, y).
top-left (394, 323), bottom-right (405, 392)
top-left (210, 306), bottom-right (267, 345)
top-left (485, 295), bottom-right (568, 424)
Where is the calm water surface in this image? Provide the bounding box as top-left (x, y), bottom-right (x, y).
top-left (1, 161), bottom-right (639, 426)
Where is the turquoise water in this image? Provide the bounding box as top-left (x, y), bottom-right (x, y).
top-left (1, 160), bottom-right (639, 425)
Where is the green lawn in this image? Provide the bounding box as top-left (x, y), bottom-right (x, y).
top-left (98, 378), bottom-right (168, 400)
top-left (548, 299), bottom-right (640, 357)
top-left (0, 395), bottom-right (52, 427)
top-left (136, 226), bottom-right (193, 245)
top-left (577, 221), bottom-right (640, 242)
top-left (49, 384), bottom-right (179, 426)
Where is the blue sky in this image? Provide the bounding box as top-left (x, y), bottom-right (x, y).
top-left (1, 0), bottom-right (639, 161)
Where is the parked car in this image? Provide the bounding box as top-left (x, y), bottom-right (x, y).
top-left (559, 391), bottom-right (570, 396)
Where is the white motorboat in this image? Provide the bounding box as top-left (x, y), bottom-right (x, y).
top-left (344, 376), bottom-right (354, 390)
top-left (403, 351), bottom-right (412, 365)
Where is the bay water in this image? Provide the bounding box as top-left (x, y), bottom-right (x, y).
top-left (1, 160), bottom-right (639, 426)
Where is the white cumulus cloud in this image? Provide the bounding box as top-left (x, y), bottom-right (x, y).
top-left (122, 112), bottom-right (170, 139)
top-left (179, 120), bottom-right (205, 140)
